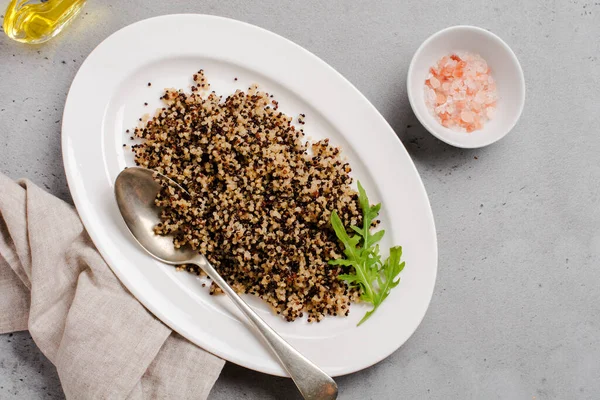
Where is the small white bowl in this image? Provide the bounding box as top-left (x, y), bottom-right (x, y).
top-left (407, 25), bottom-right (525, 148)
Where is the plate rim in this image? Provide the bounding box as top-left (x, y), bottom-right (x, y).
top-left (62, 14), bottom-right (438, 377)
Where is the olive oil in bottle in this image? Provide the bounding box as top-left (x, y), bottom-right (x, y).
top-left (3, 0), bottom-right (86, 44)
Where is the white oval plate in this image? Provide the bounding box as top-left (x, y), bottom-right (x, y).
top-left (62, 14), bottom-right (437, 377)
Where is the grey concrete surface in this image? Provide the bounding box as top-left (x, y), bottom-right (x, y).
top-left (1, 0), bottom-right (599, 399)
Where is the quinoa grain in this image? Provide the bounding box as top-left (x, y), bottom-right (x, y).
top-left (132, 70), bottom-right (364, 322)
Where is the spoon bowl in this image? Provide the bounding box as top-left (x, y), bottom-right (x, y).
top-left (114, 167), bottom-right (194, 264)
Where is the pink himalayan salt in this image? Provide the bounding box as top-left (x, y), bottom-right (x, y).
top-left (424, 52), bottom-right (498, 133)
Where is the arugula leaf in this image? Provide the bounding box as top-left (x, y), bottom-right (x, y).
top-left (329, 181), bottom-right (405, 326)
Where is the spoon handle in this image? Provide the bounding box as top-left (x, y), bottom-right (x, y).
top-left (192, 255), bottom-right (338, 400)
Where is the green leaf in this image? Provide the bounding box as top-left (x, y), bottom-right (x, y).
top-left (328, 181), bottom-right (406, 326)
top-left (358, 308), bottom-right (377, 326)
top-left (370, 203), bottom-right (381, 218)
top-left (350, 225), bottom-right (363, 236)
top-left (357, 181), bottom-right (370, 215)
top-left (330, 211), bottom-right (352, 248)
top-left (328, 258), bottom-right (356, 267)
top-left (338, 274), bottom-right (360, 284)
top-left (370, 230), bottom-right (385, 245)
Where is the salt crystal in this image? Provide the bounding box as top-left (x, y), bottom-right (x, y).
top-left (423, 52), bottom-right (498, 133)
top-left (427, 88), bottom-right (436, 102)
top-left (474, 91), bottom-right (487, 103)
top-left (461, 111), bottom-right (474, 123)
top-left (436, 92), bottom-right (446, 105)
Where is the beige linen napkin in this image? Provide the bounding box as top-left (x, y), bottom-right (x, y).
top-left (0, 173), bottom-right (224, 399)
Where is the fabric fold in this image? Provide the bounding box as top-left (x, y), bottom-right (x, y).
top-left (0, 174), bottom-right (224, 399)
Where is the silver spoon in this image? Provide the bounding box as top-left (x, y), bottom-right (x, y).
top-left (114, 167), bottom-right (338, 400)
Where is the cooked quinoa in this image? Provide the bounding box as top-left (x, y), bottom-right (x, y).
top-left (131, 70), bottom-right (368, 322)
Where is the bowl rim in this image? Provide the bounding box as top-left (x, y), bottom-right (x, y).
top-left (406, 25), bottom-right (526, 149)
